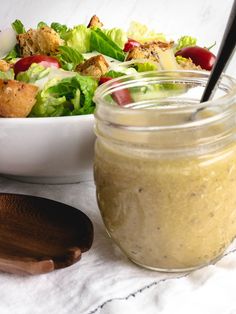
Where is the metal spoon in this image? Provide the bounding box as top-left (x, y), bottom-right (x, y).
top-left (200, 0), bottom-right (236, 102)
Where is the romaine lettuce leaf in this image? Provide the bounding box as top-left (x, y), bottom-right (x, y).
top-left (90, 28), bottom-right (125, 61)
top-left (0, 69), bottom-right (14, 80)
top-left (103, 70), bottom-right (125, 78)
top-left (134, 62), bottom-right (158, 72)
top-left (17, 63), bottom-right (50, 83)
top-left (11, 19), bottom-right (26, 34)
top-left (109, 62), bottom-right (138, 75)
top-left (175, 36), bottom-right (197, 52)
top-left (103, 28), bottom-right (127, 49)
top-left (37, 21), bottom-right (68, 39)
top-left (66, 25), bottom-right (91, 53)
top-left (51, 22), bottom-right (68, 39)
top-left (32, 93), bottom-right (66, 117)
top-left (127, 21), bottom-right (166, 43)
top-left (37, 21), bottom-right (48, 29)
top-left (73, 75), bottom-right (97, 114)
top-left (30, 74), bottom-right (97, 117)
top-left (4, 45), bottom-right (20, 62)
top-left (57, 46), bottom-right (84, 71)
top-left (175, 55), bottom-right (189, 63)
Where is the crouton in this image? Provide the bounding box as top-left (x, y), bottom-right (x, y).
top-left (0, 80), bottom-right (38, 117)
top-left (126, 41), bottom-right (174, 62)
top-left (87, 15), bottom-right (103, 28)
top-left (0, 60), bottom-right (11, 72)
top-left (17, 26), bottom-right (64, 57)
top-left (177, 57), bottom-right (202, 70)
top-left (36, 26), bottom-right (64, 55)
top-left (126, 41), bottom-right (181, 71)
top-left (76, 55), bottom-right (109, 79)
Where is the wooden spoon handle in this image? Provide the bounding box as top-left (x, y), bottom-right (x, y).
top-left (0, 256), bottom-right (54, 275)
top-left (0, 246), bottom-right (82, 275)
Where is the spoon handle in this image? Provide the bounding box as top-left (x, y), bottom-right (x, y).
top-left (0, 255), bottom-right (54, 275)
top-left (201, 0), bottom-right (236, 102)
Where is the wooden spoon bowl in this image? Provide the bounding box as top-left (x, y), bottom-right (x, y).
top-left (0, 193), bottom-right (94, 275)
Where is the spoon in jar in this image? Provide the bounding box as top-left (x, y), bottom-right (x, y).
top-left (200, 0), bottom-right (236, 103)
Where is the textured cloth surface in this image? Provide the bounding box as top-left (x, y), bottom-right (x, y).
top-left (0, 176), bottom-right (236, 314)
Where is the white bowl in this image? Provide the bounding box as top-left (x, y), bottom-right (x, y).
top-left (0, 114), bottom-right (95, 184)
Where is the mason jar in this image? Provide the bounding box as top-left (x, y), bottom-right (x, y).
top-left (93, 70), bottom-right (236, 272)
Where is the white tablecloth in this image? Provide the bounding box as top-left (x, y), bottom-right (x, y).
top-left (0, 176), bottom-right (236, 314)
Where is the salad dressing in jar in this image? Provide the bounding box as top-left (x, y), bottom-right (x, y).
top-left (94, 71), bottom-right (236, 272)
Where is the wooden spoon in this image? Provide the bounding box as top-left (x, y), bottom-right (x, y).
top-left (0, 193), bottom-right (93, 275)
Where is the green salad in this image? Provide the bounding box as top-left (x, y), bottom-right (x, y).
top-left (0, 16), bottom-right (215, 118)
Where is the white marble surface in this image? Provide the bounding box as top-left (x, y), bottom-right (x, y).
top-left (1, 1), bottom-right (236, 313)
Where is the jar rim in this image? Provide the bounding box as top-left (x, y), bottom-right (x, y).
top-left (94, 70), bottom-right (236, 130)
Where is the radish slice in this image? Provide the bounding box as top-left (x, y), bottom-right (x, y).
top-left (0, 28), bottom-right (17, 59)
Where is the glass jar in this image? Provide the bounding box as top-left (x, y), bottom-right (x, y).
top-left (93, 70), bottom-right (236, 272)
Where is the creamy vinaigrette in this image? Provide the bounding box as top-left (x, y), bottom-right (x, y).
top-left (94, 71), bottom-right (236, 271)
top-left (94, 139), bottom-right (236, 270)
